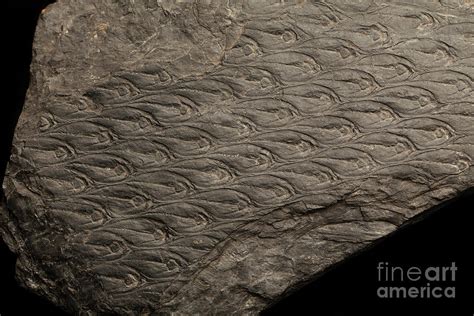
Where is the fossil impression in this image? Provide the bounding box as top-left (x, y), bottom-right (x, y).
top-left (1, 0), bottom-right (473, 314)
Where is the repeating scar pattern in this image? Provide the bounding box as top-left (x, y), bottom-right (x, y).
top-left (1, 0), bottom-right (473, 314)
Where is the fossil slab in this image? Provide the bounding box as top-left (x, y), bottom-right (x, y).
top-left (1, 0), bottom-right (473, 314)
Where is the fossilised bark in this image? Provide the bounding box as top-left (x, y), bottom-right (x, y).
top-left (1, 0), bottom-right (473, 314)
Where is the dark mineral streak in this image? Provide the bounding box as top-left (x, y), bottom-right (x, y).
top-left (1, 0), bottom-right (473, 314)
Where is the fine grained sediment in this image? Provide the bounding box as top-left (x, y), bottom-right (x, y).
top-left (1, 0), bottom-right (473, 314)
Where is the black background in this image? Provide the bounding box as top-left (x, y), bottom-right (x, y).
top-left (1, 1), bottom-right (472, 315)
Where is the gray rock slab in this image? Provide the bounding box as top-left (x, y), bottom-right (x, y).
top-left (1, 0), bottom-right (473, 314)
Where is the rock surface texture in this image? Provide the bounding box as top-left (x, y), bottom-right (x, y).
top-left (1, 0), bottom-right (474, 314)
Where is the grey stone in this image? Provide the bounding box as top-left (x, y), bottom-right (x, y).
top-left (1, 0), bottom-right (473, 314)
